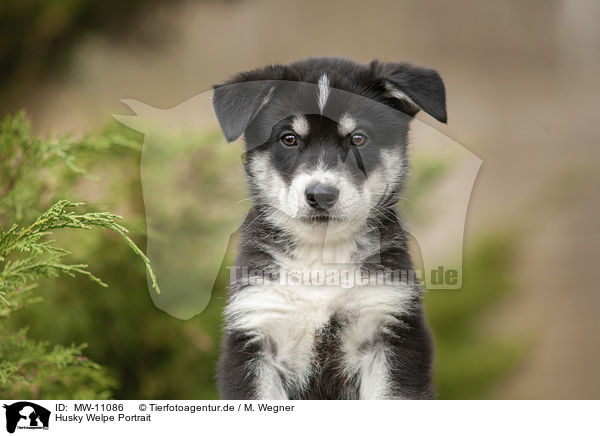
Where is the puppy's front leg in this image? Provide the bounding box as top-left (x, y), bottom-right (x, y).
top-left (217, 331), bottom-right (288, 400)
top-left (357, 346), bottom-right (394, 400)
top-left (252, 353), bottom-right (290, 400)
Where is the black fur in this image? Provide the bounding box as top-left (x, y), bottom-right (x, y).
top-left (212, 57), bottom-right (446, 144)
top-left (213, 57), bottom-right (446, 400)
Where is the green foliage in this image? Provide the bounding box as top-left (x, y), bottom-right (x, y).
top-left (425, 233), bottom-right (526, 399)
top-left (7, 116), bottom-right (234, 399)
top-left (0, 112), bottom-right (140, 223)
top-left (405, 150), bottom-right (525, 398)
top-left (0, 199), bottom-right (159, 304)
top-left (0, 113), bottom-right (157, 399)
top-left (0, 329), bottom-right (115, 399)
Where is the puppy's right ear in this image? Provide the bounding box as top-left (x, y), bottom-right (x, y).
top-left (380, 62), bottom-right (447, 123)
top-left (212, 81), bottom-right (276, 142)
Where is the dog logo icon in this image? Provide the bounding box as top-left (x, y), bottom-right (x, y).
top-left (3, 402), bottom-right (50, 433)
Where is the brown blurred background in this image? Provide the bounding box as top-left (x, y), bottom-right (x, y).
top-left (1, 0), bottom-right (599, 399)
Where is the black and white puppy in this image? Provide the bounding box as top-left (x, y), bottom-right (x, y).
top-left (212, 57), bottom-right (447, 399)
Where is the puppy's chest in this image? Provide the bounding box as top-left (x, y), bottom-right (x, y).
top-left (226, 253), bottom-right (412, 395)
top-left (228, 274), bottom-right (381, 355)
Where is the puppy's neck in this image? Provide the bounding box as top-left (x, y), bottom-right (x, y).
top-left (265, 206), bottom-right (376, 265)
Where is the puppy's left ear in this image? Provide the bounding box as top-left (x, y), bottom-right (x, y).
top-left (212, 80), bottom-right (276, 142)
top-left (381, 62), bottom-right (447, 123)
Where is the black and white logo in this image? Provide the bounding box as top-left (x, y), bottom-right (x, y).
top-left (3, 402), bottom-right (50, 434)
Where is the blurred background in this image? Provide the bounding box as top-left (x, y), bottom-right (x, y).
top-left (0, 0), bottom-right (599, 399)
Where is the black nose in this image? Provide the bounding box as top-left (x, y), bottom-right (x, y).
top-left (305, 183), bottom-right (339, 210)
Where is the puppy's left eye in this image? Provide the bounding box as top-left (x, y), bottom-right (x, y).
top-left (350, 134), bottom-right (367, 147)
top-left (281, 134), bottom-right (298, 146)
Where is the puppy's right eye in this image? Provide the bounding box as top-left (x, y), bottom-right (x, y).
top-left (281, 133), bottom-right (298, 146)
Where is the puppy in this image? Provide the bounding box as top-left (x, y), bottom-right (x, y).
top-left (212, 57), bottom-right (446, 399)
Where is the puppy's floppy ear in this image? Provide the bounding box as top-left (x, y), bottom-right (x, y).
top-left (212, 81), bottom-right (276, 142)
top-left (381, 62), bottom-right (447, 123)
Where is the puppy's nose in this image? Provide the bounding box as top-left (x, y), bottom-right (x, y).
top-left (305, 183), bottom-right (339, 210)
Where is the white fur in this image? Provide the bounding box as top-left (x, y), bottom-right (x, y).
top-left (355, 344), bottom-right (392, 399)
top-left (225, 245), bottom-right (416, 398)
top-left (237, 130), bottom-right (411, 399)
top-left (257, 86), bottom-right (276, 114)
top-left (291, 114), bottom-right (310, 137)
top-left (254, 351), bottom-right (290, 400)
top-left (317, 74), bottom-right (330, 114)
top-left (227, 192), bottom-right (414, 399)
top-left (248, 152), bottom-right (392, 244)
top-left (380, 148), bottom-right (405, 188)
top-left (338, 113), bottom-right (357, 136)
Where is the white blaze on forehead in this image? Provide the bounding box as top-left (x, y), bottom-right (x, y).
top-left (338, 113), bottom-right (357, 136)
top-left (317, 74), bottom-right (330, 114)
top-left (291, 114), bottom-right (310, 137)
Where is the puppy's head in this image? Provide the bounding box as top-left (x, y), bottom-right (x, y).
top-left (212, 57), bottom-right (446, 240)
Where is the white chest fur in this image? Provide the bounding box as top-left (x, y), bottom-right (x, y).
top-left (225, 238), bottom-right (416, 399)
